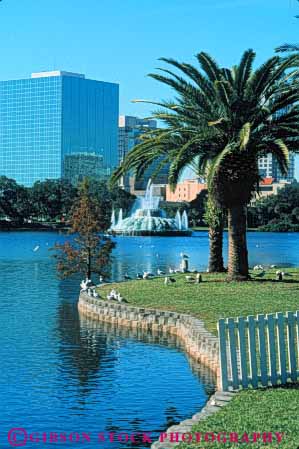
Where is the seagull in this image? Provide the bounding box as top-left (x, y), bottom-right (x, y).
top-left (180, 252), bottom-right (189, 259)
top-left (116, 293), bottom-right (123, 302)
top-left (136, 273), bottom-right (143, 279)
top-left (124, 274), bottom-right (131, 280)
top-left (169, 268), bottom-right (175, 274)
top-left (107, 289), bottom-right (118, 300)
top-left (276, 271), bottom-right (283, 281)
top-left (196, 273), bottom-right (202, 283)
top-left (270, 265), bottom-right (277, 269)
top-left (254, 270), bottom-right (266, 278)
top-left (253, 265), bottom-right (264, 271)
top-left (33, 245), bottom-right (40, 252)
top-left (185, 275), bottom-right (195, 282)
top-left (80, 279), bottom-right (88, 291)
top-left (157, 269), bottom-right (165, 276)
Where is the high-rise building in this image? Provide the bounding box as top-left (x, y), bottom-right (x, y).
top-left (0, 71), bottom-right (119, 186)
top-left (118, 115), bottom-right (169, 192)
top-left (118, 115), bottom-right (157, 164)
top-left (258, 153), bottom-right (295, 182)
top-left (63, 152), bottom-right (111, 185)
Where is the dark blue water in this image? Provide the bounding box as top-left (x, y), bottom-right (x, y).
top-left (0, 232), bottom-right (217, 449)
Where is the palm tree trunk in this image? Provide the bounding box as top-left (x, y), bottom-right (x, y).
top-left (206, 193), bottom-right (225, 273)
top-left (227, 205), bottom-right (249, 281)
top-left (87, 247), bottom-right (91, 280)
top-left (208, 222), bottom-right (225, 272)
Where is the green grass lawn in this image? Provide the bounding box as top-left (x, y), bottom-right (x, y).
top-left (179, 386), bottom-right (299, 449)
top-left (98, 268), bottom-right (299, 335)
top-left (97, 268), bottom-right (299, 446)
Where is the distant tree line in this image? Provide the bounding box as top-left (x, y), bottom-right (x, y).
top-left (162, 183), bottom-right (299, 232)
top-left (247, 182), bottom-right (299, 232)
top-left (0, 176), bottom-right (135, 228)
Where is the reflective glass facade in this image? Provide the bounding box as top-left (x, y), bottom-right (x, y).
top-left (0, 72), bottom-right (119, 186)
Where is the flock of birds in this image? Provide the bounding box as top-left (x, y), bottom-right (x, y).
top-left (80, 279), bottom-right (100, 298)
top-left (106, 289), bottom-right (128, 303)
top-left (122, 267), bottom-right (203, 286)
top-left (253, 264), bottom-right (292, 280)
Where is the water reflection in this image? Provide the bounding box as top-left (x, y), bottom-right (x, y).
top-left (74, 315), bottom-right (216, 448)
top-left (2, 230), bottom-right (297, 449)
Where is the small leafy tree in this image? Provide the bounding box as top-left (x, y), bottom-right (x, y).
top-left (53, 179), bottom-right (115, 281)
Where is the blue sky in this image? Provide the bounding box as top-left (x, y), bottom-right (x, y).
top-left (1, 0), bottom-right (299, 176)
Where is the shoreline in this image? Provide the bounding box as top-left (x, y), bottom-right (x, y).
top-left (78, 291), bottom-right (220, 380)
top-left (2, 225), bottom-right (299, 234)
top-left (78, 291), bottom-right (238, 449)
top-left (0, 224), bottom-right (69, 232)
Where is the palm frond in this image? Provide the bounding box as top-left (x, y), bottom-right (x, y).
top-left (239, 122), bottom-right (251, 150)
top-left (235, 49), bottom-right (256, 95)
top-left (207, 144), bottom-right (235, 190)
top-left (276, 43), bottom-right (299, 53)
top-left (196, 52), bottom-right (223, 83)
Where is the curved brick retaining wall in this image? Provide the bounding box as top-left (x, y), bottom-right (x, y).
top-left (78, 292), bottom-right (220, 381)
top-left (78, 291), bottom-right (235, 449)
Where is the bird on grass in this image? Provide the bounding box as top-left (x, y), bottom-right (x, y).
top-left (124, 274), bottom-right (132, 280)
top-left (180, 253), bottom-right (189, 259)
top-left (185, 275), bottom-right (195, 282)
top-left (253, 265), bottom-right (264, 271)
top-left (254, 270), bottom-right (266, 278)
top-left (157, 269), bottom-right (165, 276)
top-left (136, 273), bottom-right (143, 279)
top-left (164, 276), bottom-right (176, 285)
top-left (116, 293), bottom-right (128, 303)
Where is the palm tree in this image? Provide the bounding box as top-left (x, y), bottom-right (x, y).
top-left (112, 125), bottom-right (226, 273)
top-left (112, 50), bottom-right (299, 280)
top-left (276, 1), bottom-right (299, 53)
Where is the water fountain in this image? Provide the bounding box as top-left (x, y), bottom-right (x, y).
top-left (109, 180), bottom-right (191, 236)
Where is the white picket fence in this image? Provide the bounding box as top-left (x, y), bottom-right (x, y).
top-left (218, 311), bottom-right (299, 391)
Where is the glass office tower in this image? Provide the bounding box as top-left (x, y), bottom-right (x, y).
top-left (0, 71), bottom-right (119, 186)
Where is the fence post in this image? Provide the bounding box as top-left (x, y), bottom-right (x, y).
top-left (257, 314), bottom-right (268, 387)
top-left (248, 315), bottom-right (258, 388)
top-left (287, 311), bottom-right (297, 382)
top-left (227, 318), bottom-right (239, 390)
top-left (277, 312), bottom-right (287, 384)
top-left (237, 316), bottom-right (248, 388)
top-left (218, 319), bottom-right (229, 391)
top-left (267, 313), bottom-right (278, 386)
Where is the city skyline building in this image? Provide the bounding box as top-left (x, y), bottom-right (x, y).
top-left (0, 71), bottom-right (119, 186)
top-left (258, 153), bottom-right (295, 182)
top-left (118, 115), bottom-right (169, 192)
top-left (63, 152), bottom-right (111, 186)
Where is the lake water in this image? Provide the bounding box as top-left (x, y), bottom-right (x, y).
top-left (0, 230), bottom-right (298, 448)
top-left (0, 231), bottom-right (219, 449)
